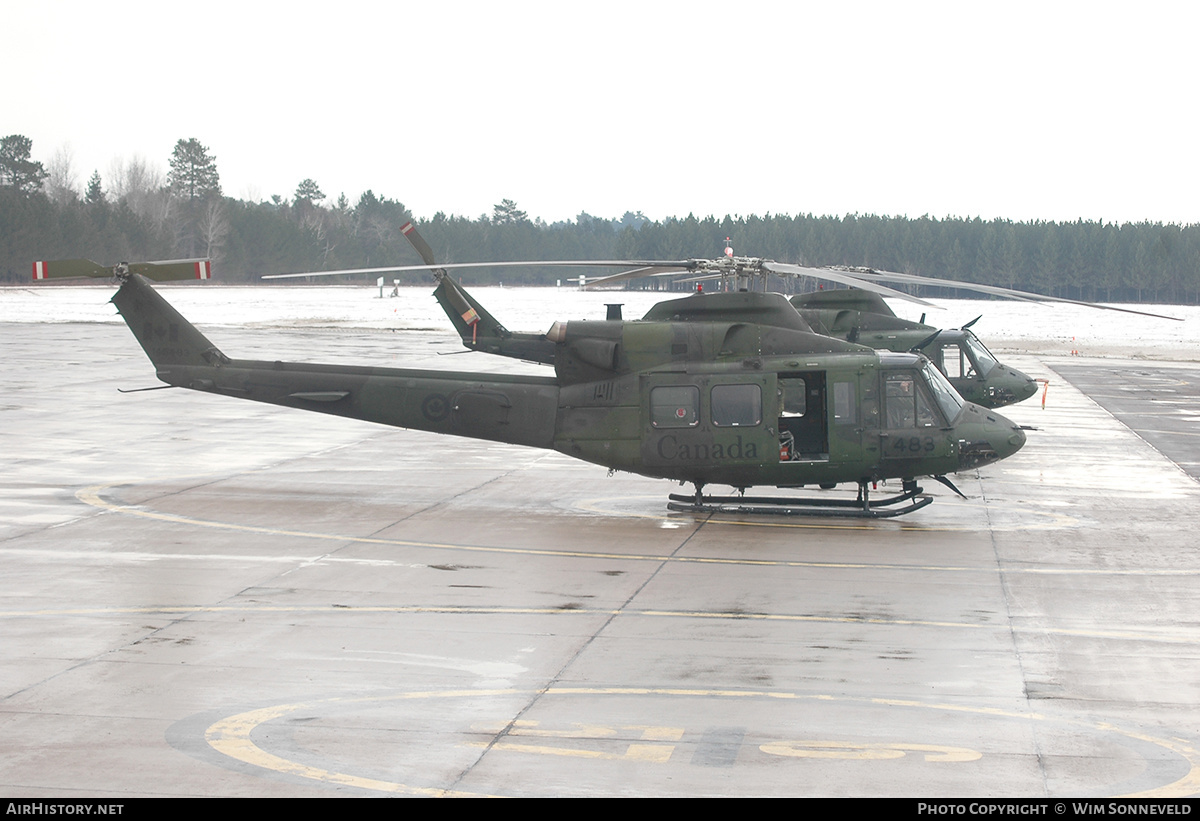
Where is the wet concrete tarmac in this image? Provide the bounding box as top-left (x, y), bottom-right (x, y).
top-left (2, 323), bottom-right (1199, 797)
top-left (1050, 360), bottom-right (1200, 484)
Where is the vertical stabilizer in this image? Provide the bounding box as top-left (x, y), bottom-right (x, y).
top-left (110, 275), bottom-right (230, 371)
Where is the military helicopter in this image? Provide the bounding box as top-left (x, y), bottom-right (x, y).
top-left (32, 254), bottom-right (1028, 518)
top-left (416, 230), bottom-right (1036, 408)
top-left (572, 240), bottom-right (1177, 410)
top-left (542, 237), bottom-right (1178, 409)
top-left (789, 288), bottom-right (1038, 408)
top-left (284, 227), bottom-right (1036, 409)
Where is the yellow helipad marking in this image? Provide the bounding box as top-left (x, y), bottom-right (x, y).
top-left (760, 740), bottom-right (980, 762)
top-left (205, 691), bottom-right (509, 797)
top-left (463, 722), bottom-right (685, 762)
top-left (203, 687), bottom-right (1200, 798)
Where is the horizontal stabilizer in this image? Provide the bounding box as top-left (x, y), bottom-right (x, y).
top-left (33, 258), bottom-right (212, 282)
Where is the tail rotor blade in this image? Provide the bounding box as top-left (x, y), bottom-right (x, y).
top-left (33, 258), bottom-right (212, 282)
top-left (400, 222), bottom-right (438, 267)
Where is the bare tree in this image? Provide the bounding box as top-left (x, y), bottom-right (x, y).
top-left (45, 145), bottom-right (79, 203)
top-left (108, 155), bottom-right (168, 221)
top-left (198, 197), bottom-right (230, 263)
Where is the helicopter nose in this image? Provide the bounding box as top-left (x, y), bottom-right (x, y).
top-left (989, 364), bottom-right (1039, 405)
top-left (1009, 366), bottom-right (1039, 403)
top-left (957, 406), bottom-right (1026, 471)
top-left (997, 419), bottom-right (1027, 458)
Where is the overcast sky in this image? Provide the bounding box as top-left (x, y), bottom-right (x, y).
top-left (8, 1), bottom-right (1198, 226)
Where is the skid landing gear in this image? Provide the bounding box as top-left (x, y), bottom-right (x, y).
top-left (667, 479), bottom-right (933, 518)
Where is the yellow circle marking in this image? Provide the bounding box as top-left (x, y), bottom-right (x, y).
top-left (203, 687), bottom-right (1200, 798)
top-left (760, 740), bottom-right (980, 762)
top-left (205, 690), bottom-right (513, 797)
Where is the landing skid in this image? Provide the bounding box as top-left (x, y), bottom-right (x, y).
top-left (667, 480), bottom-right (933, 519)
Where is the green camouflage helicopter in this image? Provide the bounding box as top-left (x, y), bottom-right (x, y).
top-left (34, 246), bottom-right (1027, 518)
top-left (284, 226), bottom-right (1038, 409)
top-left (788, 263), bottom-right (1182, 407)
top-left (790, 288), bottom-right (1038, 408)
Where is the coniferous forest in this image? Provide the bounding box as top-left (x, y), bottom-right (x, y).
top-left (3, 135), bottom-right (1198, 303)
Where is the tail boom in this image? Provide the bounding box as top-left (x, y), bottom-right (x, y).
top-left (111, 273), bottom-right (559, 450)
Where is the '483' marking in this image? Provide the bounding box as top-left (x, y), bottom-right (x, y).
top-left (892, 436), bottom-right (936, 453)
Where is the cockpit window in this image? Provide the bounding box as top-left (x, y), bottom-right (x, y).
top-left (963, 333), bottom-right (998, 376)
top-left (921, 361), bottom-right (965, 421)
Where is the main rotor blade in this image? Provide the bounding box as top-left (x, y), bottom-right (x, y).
top-left (582, 266), bottom-right (694, 289)
top-left (262, 259), bottom-right (687, 280)
top-left (911, 329), bottom-right (942, 352)
top-left (763, 262), bottom-right (937, 307)
top-left (834, 267), bottom-right (1184, 321)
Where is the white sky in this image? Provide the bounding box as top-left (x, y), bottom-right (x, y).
top-left (8, 1), bottom-right (1199, 226)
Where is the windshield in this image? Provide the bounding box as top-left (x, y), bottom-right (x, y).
top-left (921, 360), bottom-right (965, 421)
top-left (963, 332), bottom-right (998, 376)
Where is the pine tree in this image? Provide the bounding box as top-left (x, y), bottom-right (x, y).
top-left (85, 170), bottom-right (104, 205)
top-left (168, 138), bottom-right (221, 202)
top-left (167, 138), bottom-right (222, 258)
top-left (0, 135), bottom-right (48, 194)
top-left (492, 198), bottom-right (528, 224)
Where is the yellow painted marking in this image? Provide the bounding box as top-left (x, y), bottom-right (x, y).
top-left (641, 726), bottom-right (685, 742)
top-left (761, 740), bottom-right (980, 762)
top-left (202, 687), bottom-right (1200, 798)
top-left (761, 741), bottom-right (904, 760)
top-left (626, 744), bottom-right (675, 763)
top-left (205, 689), bottom-right (518, 797)
top-left (470, 721), bottom-right (683, 741)
top-left (206, 703), bottom-right (486, 796)
top-left (465, 740), bottom-right (611, 760)
top-left (1095, 723), bottom-right (1200, 798)
top-left (465, 739), bottom-right (675, 763)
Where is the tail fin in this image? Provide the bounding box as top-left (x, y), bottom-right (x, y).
top-left (397, 221), bottom-right (513, 345)
top-left (433, 273), bottom-right (511, 345)
top-left (398, 222), bottom-right (553, 363)
top-left (110, 274), bottom-right (230, 371)
top-left (33, 258), bottom-right (212, 281)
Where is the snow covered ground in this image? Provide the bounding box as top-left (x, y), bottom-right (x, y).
top-left (2, 284), bottom-right (1196, 360)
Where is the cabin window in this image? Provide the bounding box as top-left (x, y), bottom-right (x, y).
top-left (711, 384), bottom-right (762, 427)
top-left (833, 381), bottom-right (856, 425)
top-left (651, 386), bottom-right (700, 428)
